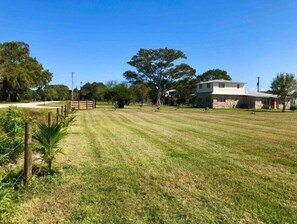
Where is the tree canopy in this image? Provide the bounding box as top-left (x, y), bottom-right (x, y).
top-left (123, 48), bottom-right (196, 106)
top-left (197, 69), bottom-right (231, 82)
top-left (104, 84), bottom-right (135, 108)
top-left (271, 73), bottom-right (297, 112)
top-left (80, 82), bottom-right (107, 101)
top-left (0, 41), bottom-right (52, 101)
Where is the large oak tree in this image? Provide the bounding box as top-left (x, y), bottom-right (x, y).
top-left (123, 48), bottom-right (196, 106)
top-left (0, 41), bottom-right (52, 101)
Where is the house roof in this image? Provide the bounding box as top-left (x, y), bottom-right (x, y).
top-left (198, 79), bottom-right (246, 84)
top-left (246, 91), bottom-right (278, 98)
top-left (195, 91), bottom-right (279, 98)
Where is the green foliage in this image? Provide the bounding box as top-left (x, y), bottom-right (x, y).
top-left (271, 73), bottom-right (297, 112)
top-left (105, 84), bottom-right (135, 108)
top-left (33, 123), bottom-right (67, 171)
top-left (80, 82), bottom-right (107, 101)
top-left (123, 48), bottom-right (196, 106)
top-left (131, 82), bottom-right (151, 104)
top-left (197, 69), bottom-right (231, 82)
top-left (290, 104), bottom-right (297, 111)
top-left (0, 41), bottom-right (52, 101)
top-left (0, 183), bottom-right (13, 223)
top-left (59, 113), bottom-right (77, 129)
top-left (0, 107), bottom-right (26, 164)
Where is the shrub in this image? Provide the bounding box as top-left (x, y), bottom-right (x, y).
top-left (290, 104), bottom-right (297, 111)
top-left (0, 107), bottom-right (26, 164)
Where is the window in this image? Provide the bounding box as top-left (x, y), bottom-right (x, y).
top-left (199, 84), bottom-right (203, 89)
top-left (262, 98), bottom-right (269, 105)
top-left (207, 83), bottom-right (211, 88)
top-left (237, 84), bottom-right (240, 89)
top-left (217, 97), bottom-right (226, 102)
top-left (219, 83), bottom-right (225, 88)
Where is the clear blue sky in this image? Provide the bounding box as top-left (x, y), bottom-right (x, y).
top-left (1, 0), bottom-right (297, 91)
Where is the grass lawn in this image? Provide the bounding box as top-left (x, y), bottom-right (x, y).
top-left (10, 107), bottom-right (297, 223)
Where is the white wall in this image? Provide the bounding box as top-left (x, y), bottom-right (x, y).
top-left (197, 82), bottom-right (245, 95)
top-left (212, 82), bottom-right (245, 95)
top-left (196, 83), bottom-right (213, 93)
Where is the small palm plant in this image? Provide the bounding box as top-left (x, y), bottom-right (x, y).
top-left (33, 123), bottom-right (67, 172)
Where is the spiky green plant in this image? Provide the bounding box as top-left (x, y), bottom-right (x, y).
top-left (59, 113), bottom-right (77, 129)
top-left (33, 123), bottom-right (67, 171)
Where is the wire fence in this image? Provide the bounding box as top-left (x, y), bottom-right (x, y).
top-left (0, 129), bottom-right (18, 139)
top-left (0, 141), bottom-right (24, 162)
top-left (11, 170), bottom-right (24, 189)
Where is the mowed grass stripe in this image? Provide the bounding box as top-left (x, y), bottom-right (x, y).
top-left (10, 108), bottom-right (297, 223)
top-left (81, 109), bottom-right (297, 223)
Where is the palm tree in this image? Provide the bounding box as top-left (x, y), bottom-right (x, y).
top-left (33, 123), bottom-right (67, 171)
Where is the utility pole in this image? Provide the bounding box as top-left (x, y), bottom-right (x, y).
top-left (257, 76), bottom-right (260, 92)
top-left (71, 72), bottom-right (74, 100)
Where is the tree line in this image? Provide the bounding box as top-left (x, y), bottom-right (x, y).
top-left (1, 41), bottom-right (296, 109)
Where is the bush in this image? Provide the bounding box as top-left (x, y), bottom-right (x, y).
top-left (0, 107), bottom-right (26, 164)
top-left (290, 105), bottom-right (297, 111)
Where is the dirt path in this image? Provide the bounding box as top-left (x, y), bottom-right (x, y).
top-left (0, 101), bottom-right (60, 109)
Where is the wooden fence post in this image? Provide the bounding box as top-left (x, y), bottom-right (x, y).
top-left (48, 111), bottom-right (52, 127)
top-left (64, 104), bottom-right (67, 117)
top-left (61, 106), bottom-right (64, 117)
top-left (56, 108), bottom-right (59, 124)
top-left (24, 122), bottom-right (32, 187)
top-left (86, 101), bottom-right (88, 110)
top-left (78, 101), bottom-right (80, 110)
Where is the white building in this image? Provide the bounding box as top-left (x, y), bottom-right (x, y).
top-left (195, 80), bottom-right (283, 109)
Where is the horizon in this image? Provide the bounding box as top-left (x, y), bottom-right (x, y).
top-left (1, 0), bottom-right (297, 92)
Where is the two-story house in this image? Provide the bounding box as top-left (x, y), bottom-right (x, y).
top-left (195, 80), bottom-right (281, 109)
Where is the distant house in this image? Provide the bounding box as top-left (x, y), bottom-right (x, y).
top-left (195, 79), bottom-right (287, 109)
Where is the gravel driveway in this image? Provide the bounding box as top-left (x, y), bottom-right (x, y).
top-left (0, 101), bottom-right (60, 109)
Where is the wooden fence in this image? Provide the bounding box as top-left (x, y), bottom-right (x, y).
top-left (70, 100), bottom-right (95, 110)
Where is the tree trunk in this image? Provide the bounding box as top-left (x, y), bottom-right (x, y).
top-left (156, 86), bottom-right (162, 106)
top-left (117, 99), bottom-right (125, 108)
top-left (282, 102), bottom-right (286, 112)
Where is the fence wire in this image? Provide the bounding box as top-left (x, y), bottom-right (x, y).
top-left (0, 141), bottom-right (23, 162)
top-left (11, 170), bottom-right (24, 189)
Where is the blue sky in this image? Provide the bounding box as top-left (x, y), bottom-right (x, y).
top-left (1, 0), bottom-right (297, 91)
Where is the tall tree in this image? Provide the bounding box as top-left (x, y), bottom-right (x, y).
top-left (271, 73), bottom-right (297, 112)
top-left (123, 48), bottom-right (196, 106)
top-left (104, 84), bottom-right (135, 108)
top-left (80, 82), bottom-right (107, 101)
top-left (0, 41), bottom-right (52, 101)
top-left (197, 69), bottom-right (231, 82)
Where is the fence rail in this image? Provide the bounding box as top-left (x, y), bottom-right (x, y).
top-left (70, 100), bottom-right (95, 110)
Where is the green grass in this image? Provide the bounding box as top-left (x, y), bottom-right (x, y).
top-left (39, 101), bottom-right (69, 107)
top-left (9, 107), bottom-right (297, 223)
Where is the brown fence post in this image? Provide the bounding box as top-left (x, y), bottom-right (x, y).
top-left (48, 111), bottom-right (52, 127)
top-left (64, 104), bottom-right (67, 117)
top-left (24, 122), bottom-right (32, 187)
top-left (78, 101), bottom-right (80, 110)
top-left (56, 108), bottom-right (59, 124)
top-left (86, 101), bottom-right (88, 110)
top-left (61, 106), bottom-right (64, 117)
